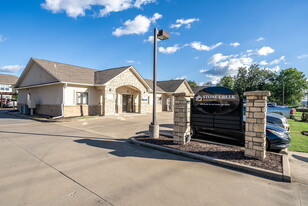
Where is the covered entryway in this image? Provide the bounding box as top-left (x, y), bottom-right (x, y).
top-left (115, 85), bottom-right (141, 114)
top-left (162, 94), bottom-right (174, 112)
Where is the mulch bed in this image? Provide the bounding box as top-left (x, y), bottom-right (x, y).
top-left (136, 136), bottom-right (283, 173)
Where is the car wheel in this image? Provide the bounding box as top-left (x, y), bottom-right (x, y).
top-left (190, 127), bottom-right (197, 139)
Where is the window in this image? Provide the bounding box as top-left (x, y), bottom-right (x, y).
top-left (0, 84), bottom-right (8, 91)
top-left (76, 92), bottom-right (88, 105)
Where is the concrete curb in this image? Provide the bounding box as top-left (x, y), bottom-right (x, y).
top-left (130, 137), bottom-right (291, 182)
top-left (6, 111), bottom-right (60, 122)
top-left (282, 154), bottom-right (291, 182)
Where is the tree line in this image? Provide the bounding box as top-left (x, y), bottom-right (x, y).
top-left (189, 65), bottom-right (308, 106)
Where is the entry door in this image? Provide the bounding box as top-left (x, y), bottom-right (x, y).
top-left (122, 95), bottom-right (133, 113)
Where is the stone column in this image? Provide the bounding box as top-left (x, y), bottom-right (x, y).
top-left (244, 91), bottom-right (271, 160)
top-left (170, 96), bottom-right (174, 112)
top-left (173, 93), bottom-right (192, 144)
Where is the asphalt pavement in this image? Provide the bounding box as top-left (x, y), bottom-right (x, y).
top-left (0, 110), bottom-right (307, 206)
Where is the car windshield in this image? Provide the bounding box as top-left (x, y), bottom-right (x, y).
top-left (267, 116), bottom-right (282, 124)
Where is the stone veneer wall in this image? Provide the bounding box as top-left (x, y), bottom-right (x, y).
top-left (173, 93), bottom-right (192, 144)
top-left (18, 104), bottom-right (61, 117)
top-left (64, 105), bottom-right (101, 117)
top-left (36, 104), bottom-right (62, 117)
top-left (104, 69), bottom-right (148, 116)
top-left (244, 91), bottom-right (271, 160)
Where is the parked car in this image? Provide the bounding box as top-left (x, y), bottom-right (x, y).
top-left (4, 99), bottom-right (17, 108)
top-left (266, 113), bottom-right (290, 131)
top-left (190, 119), bottom-right (290, 151)
top-left (243, 106), bottom-right (290, 130)
top-left (267, 106), bottom-right (294, 119)
top-left (267, 102), bottom-right (277, 107)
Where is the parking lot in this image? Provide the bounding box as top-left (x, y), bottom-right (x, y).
top-left (0, 110), bottom-right (307, 206)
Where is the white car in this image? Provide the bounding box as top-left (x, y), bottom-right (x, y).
top-left (267, 106), bottom-right (294, 119)
top-left (267, 113), bottom-right (290, 131)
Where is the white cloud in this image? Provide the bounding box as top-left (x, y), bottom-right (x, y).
top-left (269, 56), bottom-right (285, 65)
top-left (134, 0), bottom-right (155, 8)
top-left (194, 56), bottom-right (199, 60)
top-left (208, 53), bottom-right (229, 64)
top-left (0, 35), bottom-right (7, 43)
top-left (176, 76), bottom-right (187, 80)
top-left (256, 37), bottom-right (265, 41)
top-left (200, 52), bottom-right (254, 83)
top-left (41, 0), bottom-right (156, 18)
top-left (143, 35), bottom-right (161, 43)
top-left (201, 46), bottom-right (279, 83)
top-left (170, 18), bottom-right (199, 29)
top-left (144, 36), bottom-right (154, 43)
top-left (230, 42), bottom-right (240, 47)
top-left (170, 32), bottom-right (181, 36)
top-left (0, 65), bottom-right (24, 73)
top-left (198, 82), bottom-right (205, 86)
top-left (113, 13), bottom-right (162, 36)
top-left (264, 65), bottom-right (280, 73)
top-left (205, 75), bottom-right (220, 85)
top-left (187, 41), bottom-right (223, 51)
top-left (298, 54), bottom-right (308, 59)
top-left (158, 44), bottom-right (180, 54)
top-left (256, 46), bottom-right (275, 56)
top-left (259, 60), bottom-right (268, 66)
top-left (259, 56), bottom-right (285, 66)
top-left (126, 60), bottom-right (141, 64)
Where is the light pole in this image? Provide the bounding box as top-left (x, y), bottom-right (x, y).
top-left (149, 28), bottom-right (169, 138)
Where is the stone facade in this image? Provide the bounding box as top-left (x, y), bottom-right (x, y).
top-left (103, 69), bottom-right (149, 116)
top-left (36, 104), bottom-right (62, 116)
top-left (18, 103), bottom-right (62, 117)
top-left (244, 91), bottom-right (271, 160)
top-left (64, 105), bottom-right (101, 117)
top-left (173, 93), bottom-right (192, 144)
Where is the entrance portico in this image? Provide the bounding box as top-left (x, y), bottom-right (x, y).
top-left (115, 85), bottom-right (141, 113)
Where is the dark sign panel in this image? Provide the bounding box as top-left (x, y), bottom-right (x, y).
top-left (193, 87), bottom-right (240, 115)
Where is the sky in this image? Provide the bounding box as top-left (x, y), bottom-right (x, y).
top-left (0, 0), bottom-right (308, 85)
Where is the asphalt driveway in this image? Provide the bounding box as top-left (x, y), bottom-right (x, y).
top-left (0, 110), bottom-right (307, 206)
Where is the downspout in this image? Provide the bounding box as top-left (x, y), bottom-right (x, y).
top-left (52, 83), bottom-right (66, 119)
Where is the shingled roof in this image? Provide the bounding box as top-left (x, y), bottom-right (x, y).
top-left (33, 58), bottom-right (98, 84)
top-left (0, 74), bottom-right (18, 85)
top-left (16, 58), bottom-right (190, 93)
top-left (157, 80), bottom-right (186, 92)
top-left (143, 79), bottom-right (165, 92)
top-left (191, 86), bottom-right (207, 94)
top-left (94, 66), bottom-right (131, 84)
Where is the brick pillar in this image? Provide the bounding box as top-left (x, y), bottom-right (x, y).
top-left (244, 91), bottom-right (271, 160)
top-left (173, 93), bottom-right (192, 144)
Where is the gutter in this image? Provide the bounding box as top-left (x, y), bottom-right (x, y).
top-left (52, 83), bottom-right (67, 119)
top-left (16, 82), bottom-right (61, 89)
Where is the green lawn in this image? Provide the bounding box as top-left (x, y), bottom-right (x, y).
top-left (288, 112), bottom-right (308, 153)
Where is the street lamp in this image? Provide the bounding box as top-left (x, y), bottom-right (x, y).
top-left (149, 28), bottom-right (170, 138)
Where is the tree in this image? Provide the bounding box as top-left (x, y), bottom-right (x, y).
top-left (234, 67), bottom-right (249, 97)
top-left (270, 68), bottom-right (308, 106)
top-left (187, 80), bottom-right (198, 87)
top-left (217, 75), bottom-right (234, 89)
top-left (233, 65), bottom-right (277, 98)
top-left (246, 64), bottom-right (276, 91)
